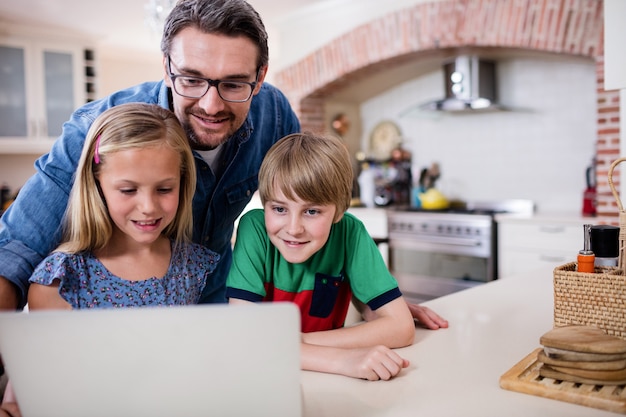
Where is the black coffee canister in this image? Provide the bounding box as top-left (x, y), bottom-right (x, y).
top-left (590, 225), bottom-right (619, 266)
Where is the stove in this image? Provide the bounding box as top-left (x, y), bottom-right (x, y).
top-left (387, 200), bottom-right (533, 303)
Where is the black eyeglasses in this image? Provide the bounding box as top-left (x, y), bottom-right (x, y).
top-left (166, 55), bottom-right (258, 103)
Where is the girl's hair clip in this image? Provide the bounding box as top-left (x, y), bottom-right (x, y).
top-left (94, 135), bottom-right (101, 164)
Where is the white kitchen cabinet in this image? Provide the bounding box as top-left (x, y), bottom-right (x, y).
top-left (0, 35), bottom-right (96, 154)
top-left (347, 207), bottom-right (388, 240)
top-left (497, 216), bottom-right (591, 278)
top-left (347, 207), bottom-right (389, 267)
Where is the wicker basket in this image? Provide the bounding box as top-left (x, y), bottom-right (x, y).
top-left (553, 157), bottom-right (626, 339)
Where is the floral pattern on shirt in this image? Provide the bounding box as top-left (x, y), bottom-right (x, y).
top-left (29, 242), bottom-right (219, 308)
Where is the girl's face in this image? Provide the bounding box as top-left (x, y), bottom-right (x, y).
top-left (263, 187), bottom-right (342, 264)
top-left (97, 145), bottom-right (181, 248)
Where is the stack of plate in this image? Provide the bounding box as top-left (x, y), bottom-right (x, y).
top-left (539, 325), bottom-right (626, 385)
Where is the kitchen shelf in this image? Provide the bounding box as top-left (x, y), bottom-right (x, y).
top-left (0, 29), bottom-right (97, 155)
top-left (0, 139), bottom-right (53, 155)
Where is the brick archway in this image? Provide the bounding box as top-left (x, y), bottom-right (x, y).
top-left (275, 0), bottom-right (621, 217)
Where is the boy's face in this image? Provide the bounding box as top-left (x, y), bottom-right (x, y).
top-left (263, 188), bottom-right (342, 264)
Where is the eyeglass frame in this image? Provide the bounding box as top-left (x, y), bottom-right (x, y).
top-left (166, 55), bottom-right (260, 103)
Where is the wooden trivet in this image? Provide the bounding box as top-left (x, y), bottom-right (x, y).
top-left (500, 348), bottom-right (626, 414)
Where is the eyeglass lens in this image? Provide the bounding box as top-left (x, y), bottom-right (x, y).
top-left (173, 77), bottom-right (253, 102)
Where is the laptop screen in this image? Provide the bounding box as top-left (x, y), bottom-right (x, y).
top-left (0, 303), bottom-right (302, 417)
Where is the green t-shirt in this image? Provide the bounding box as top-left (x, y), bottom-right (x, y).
top-left (226, 209), bottom-right (401, 332)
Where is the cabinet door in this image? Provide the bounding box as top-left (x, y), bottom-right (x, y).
top-left (0, 38), bottom-right (85, 142)
top-left (499, 222), bottom-right (581, 252)
top-left (498, 220), bottom-right (582, 278)
top-left (499, 249), bottom-right (571, 278)
top-left (0, 44), bottom-right (28, 137)
top-left (39, 44), bottom-right (83, 138)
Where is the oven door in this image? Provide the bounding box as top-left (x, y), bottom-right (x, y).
top-left (389, 236), bottom-right (494, 304)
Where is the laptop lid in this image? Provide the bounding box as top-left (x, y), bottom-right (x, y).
top-left (0, 303), bottom-right (301, 417)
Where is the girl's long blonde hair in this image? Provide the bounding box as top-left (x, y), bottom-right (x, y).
top-left (56, 103), bottom-right (196, 253)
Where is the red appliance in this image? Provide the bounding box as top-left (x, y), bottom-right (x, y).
top-left (582, 162), bottom-right (596, 217)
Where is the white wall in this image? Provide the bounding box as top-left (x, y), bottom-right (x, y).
top-left (0, 155), bottom-right (39, 194)
top-left (97, 52), bottom-right (163, 98)
top-left (604, 0), bottom-right (626, 90)
top-left (605, 0), bottom-right (626, 207)
top-left (266, 0), bottom-right (438, 80)
top-left (360, 55), bottom-right (596, 214)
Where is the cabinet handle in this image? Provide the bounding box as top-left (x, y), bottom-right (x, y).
top-left (540, 255), bottom-right (566, 262)
top-left (539, 226), bottom-right (565, 234)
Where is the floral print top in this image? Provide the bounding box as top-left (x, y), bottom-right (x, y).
top-left (29, 241), bottom-right (219, 308)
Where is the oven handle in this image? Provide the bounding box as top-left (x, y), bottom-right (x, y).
top-left (389, 235), bottom-right (486, 248)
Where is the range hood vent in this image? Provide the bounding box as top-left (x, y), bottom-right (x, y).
top-left (421, 56), bottom-right (503, 113)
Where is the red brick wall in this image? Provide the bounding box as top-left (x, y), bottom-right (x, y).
top-left (275, 0), bottom-right (620, 217)
top-left (595, 55), bottom-right (622, 215)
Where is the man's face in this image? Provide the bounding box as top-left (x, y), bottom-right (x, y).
top-left (164, 27), bottom-right (267, 151)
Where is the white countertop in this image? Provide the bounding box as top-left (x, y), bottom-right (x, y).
top-left (300, 269), bottom-right (621, 416)
top-left (495, 212), bottom-right (618, 225)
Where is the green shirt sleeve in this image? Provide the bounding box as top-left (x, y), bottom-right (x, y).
top-left (226, 209), bottom-right (271, 300)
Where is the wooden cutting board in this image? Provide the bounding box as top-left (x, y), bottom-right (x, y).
top-left (500, 348), bottom-right (626, 414)
top-left (541, 326), bottom-right (626, 354)
top-left (538, 350), bottom-right (626, 371)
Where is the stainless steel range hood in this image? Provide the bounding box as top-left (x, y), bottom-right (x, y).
top-left (421, 56), bottom-right (503, 112)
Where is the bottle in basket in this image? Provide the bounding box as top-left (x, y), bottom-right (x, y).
top-left (577, 224), bottom-right (595, 273)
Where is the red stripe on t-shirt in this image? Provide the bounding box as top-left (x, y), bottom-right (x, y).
top-left (263, 283), bottom-right (352, 333)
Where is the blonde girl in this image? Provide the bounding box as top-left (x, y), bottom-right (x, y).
top-left (27, 103), bottom-right (219, 309)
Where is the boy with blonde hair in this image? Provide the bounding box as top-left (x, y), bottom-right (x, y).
top-left (227, 132), bottom-right (416, 380)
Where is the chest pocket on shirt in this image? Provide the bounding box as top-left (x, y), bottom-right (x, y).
top-left (309, 272), bottom-right (346, 318)
top-left (225, 175), bottom-right (258, 205)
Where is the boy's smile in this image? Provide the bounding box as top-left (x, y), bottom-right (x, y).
top-left (263, 189), bottom-right (342, 264)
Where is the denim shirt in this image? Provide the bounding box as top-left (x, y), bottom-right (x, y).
top-left (0, 80), bottom-right (300, 308)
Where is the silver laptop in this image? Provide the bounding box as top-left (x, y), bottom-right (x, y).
top-left (0, 303), bottom-right (302, 417)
